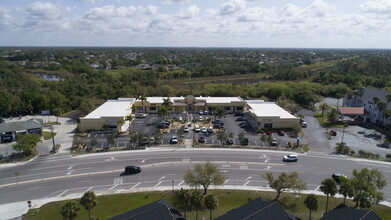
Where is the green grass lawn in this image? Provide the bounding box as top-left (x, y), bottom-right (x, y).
top-left (42, 131), bottom-right (56, 140)
top-left (24, 190), bottom-right (391, 220)
top-left (314, 113), bottom-right (346, 128)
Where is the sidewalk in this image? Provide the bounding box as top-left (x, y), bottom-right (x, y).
top-left (1, 185), bottom-right (390, 220)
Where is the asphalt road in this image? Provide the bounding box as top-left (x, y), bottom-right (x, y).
top-left (1, 149), bottom-right (391, 206)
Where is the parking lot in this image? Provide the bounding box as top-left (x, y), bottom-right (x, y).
top-left (79, 112), bottom-right (298, 150)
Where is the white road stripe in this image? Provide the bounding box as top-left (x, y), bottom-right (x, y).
top-left (177, 180), bottom-right (184, 186)
top-left (155, 181), bottom-right (162, 187)
top-left (132, 183), bottom-right (141, 188)
top-left (79, 180), bottom-right (91, 183)
top-left (224, 180), bottom-right (229, 184)
top-left (158, 176), bottom-right (166, 181)
top-left (314, 186), bottom-right (320, 191)
top-left (28, 186), bottom-right (42, 190)
top-left (57, 190), bottom-right (69, 197)
top-left (84, 187), bottom-right (93, 193)
top-left (108, 184), bottom-right (118, 190)
top-left (243, 181), bottom-right (250, 186)
top-left (245, 176), bottom-right (252, 180)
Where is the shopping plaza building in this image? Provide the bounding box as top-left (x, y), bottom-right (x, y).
top-left (79, 95), bottom-right (300, 132)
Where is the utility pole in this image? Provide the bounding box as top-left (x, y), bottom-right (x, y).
top-left (51, 124), bottom-right (56, 153)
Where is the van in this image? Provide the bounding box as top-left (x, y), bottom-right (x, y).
top-left (124, 166), bottom-right (142, 175)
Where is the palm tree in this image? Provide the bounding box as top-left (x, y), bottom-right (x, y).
top-left (117, 118), bottom-right (125, 131)
top-left (304, 194), bottom-right (318, 220)
top-left (191, 190), bottom-right (203, 220)
top-left (377, 101), bottom-right (387, 125)
top-left (61, 201), bottom-right (80, 220)
top-left (372, 96), bottom-right (380, 105)
top-left (327, 108), bottom-right (338, 124)
top-left (204, 194), bottom-right (219, 220)
top-left (162, 97), bottom-right (173, 110)
top-left (139, 94), bottom-right (147, 113)
top-left (175, 189), bottom-right (192, 218)
top-left (80, 191), bottom-right (98, 220)
top-left (158, 106), bottom-right (169, 121)
top-left (339, 177), bottom-right (354, 204)
top-left (320, 178), bottom-right (338, 213)
top-left (319, 103), bottom-right (329, 116)
top-left (386, 94), bottom-right (391, 104)
top-left (126, 114), bottom-right (134, 132)
top-left (214, 106), bottom-right (226, 120)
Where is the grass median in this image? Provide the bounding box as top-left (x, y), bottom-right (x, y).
top-left (24, 190), bottom-right (391, 220)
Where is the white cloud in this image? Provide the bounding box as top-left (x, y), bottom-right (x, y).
top-left (163, 0), bottom-right (190, 4)
top-left (27, 2), bottom-right (65, 20)
top-left (219, 0), bottom-right (246, 15)
top-left (0, 6), bottom-right (11, 30)
top-left (177, 5), bottom-right (200, 19)
top-left (145, 5), bottom-right (158, 15)
top-left (360, 0), bottom-right (391, 13)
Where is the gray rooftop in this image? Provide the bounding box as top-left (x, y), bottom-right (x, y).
top-left (362, 87), bottom-right (391, 109)
top-left (0, 119), bottom-right (43, 133)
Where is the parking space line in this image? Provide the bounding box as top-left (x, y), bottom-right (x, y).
top-left (87, 134), bottom-right (90, 138)
top-left (132, 183), bottom-right (141, 188)
top-left (224, 180), bottom-right (229, 184)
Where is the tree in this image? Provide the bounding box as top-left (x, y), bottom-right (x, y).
top-left (320, 178), bottom-right (338, 213)
top-left (335, 142), bottom-right (350, 155)
top-left (174, 189), bottom-right (192, 218)
top-left (372, 96), bottom-right (380, 105)
top-left (190, 190), bottom-right (203, 220)
top-left (214, 106), bottom-right (226, 120)
top-left (125, 114), bottom-right (134, 132)
top-left (386, 153), bottom-right (391, 161)
top-left (52, 108), bottom-right (62, 123)
top-left (80, 191), bottom-right (98, 220)
top-left (338, 177), bottom-right (354, 204)
top-left (319, 103), bottom-right (329, 116)
top-left (139, 94), bottom-right (147, 113)
top-left (61, 201), bottom-right (80, 220)
top-left (304, 194), bottom-right (318, 220)
top-left (216, 131), bottom-right (227, 146)
top-left (260, 134), bottom-right (267, 146)
top-left (12, 133), bottom-right (41, 157)
top-left (90, 138), bottom-right (98, 147)
top-left (386, 94), bottom-right (391, 104)
top-left (158, 106), bottom-right (169, 121)
top-left (117, 118), bottom-right (125, 131)
top-left (376, 101), bottom-right (387, 124)
top-left (162, 97), bottom-right (173, 110)
top-left (184, 161), bottom-right (226, 195)
top-left (204, 194), bottom-right (218, 220)
top-left (106, 134), bottom-right (115, 146)
top-left (351, 168), bottom-right (387, 209)
top-left (262, 172), bottom-right (306, 201)
top-left (327, 108), bottom-right (338, 124)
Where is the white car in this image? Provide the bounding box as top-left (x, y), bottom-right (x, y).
top-left (207, 127), bottom-right (213, 133)
top-left (301, 121), bottom-right (307, 127)
top-left (184, 126), bottom-right (189, 133)
top-left (179, 116), bottom-right (183, 122)
top-left (199, 116), bottom-right (203, 120)
top-left (201, 127), bottom-right (207, 133)
top-left (170, 136), bottom-right (178, 144)
top-left (135, 113), bottom-right (146, 118)
top-left (194, 125), bottom-right (201, 132)
top-left (283, 154), bottom-right (298, 162)
top-left (199, 110), bottom-right (204, 115)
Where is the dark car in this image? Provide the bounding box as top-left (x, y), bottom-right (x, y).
top-left (198, 136), bottom-right (206, 143)
top-left (226, 138), bottom-right (234, 145)
top-left (278, 130), bottom-right (285, 136)
top-left (124, 166), bottom-right (142, 175)
top-left (234, 112), bottom-right (244, 116)
top-left (236, 117), bottom-right (246, 121)
top-left (240, 138), bottom-right (249, 145)
top-left (213, 123), bottom-right (223, 129)
top-left (138, 137), bottom-right (149, 146)
top-left (332, 173), bottom-right (346, 183)
top-left (212, 119), bottom-right (223, 125)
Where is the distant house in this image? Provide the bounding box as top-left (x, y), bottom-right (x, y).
top-left (0, 119), bottom-right (43, 143)
top-left (216, 197), bottom-right (300, 220)
top-left (320, 203), bottom-right (381, 220)
top-left (344, 87), bottom-right (391, 128)
top-left (108, 199), bottom-right (185, 220)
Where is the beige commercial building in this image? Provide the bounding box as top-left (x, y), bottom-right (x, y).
top-left (133, 95), bottom-right (246, 113)
top-left (79, 98), bottom-right (135, 132)
top-left (246, 100), bottom-right (300, 129)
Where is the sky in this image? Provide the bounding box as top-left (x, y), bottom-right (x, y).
top-left (0, 0), bottom-right (390, 48)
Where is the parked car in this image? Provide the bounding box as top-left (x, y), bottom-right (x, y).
top-left (330, 130), bottom-right (337, 136)
top-left (236, 117), bottom-right (246, 121)
top-left (194, 125), bottom-right (201, 132)
top-left (240, 138), bottom-right (249, 145)
top-left (138, 137), bottom-right (149, 146)
top-left (213, 123), bottom-right (223, 129)
top-left (135, 113), bottom-right (146, 118)
top-left (207, 127), bottom-right (213, 133)
top-left (199, 110), bottom-right (204, 115)
top-left (198, 136), bottom-right (206, 143)
top-left (301, 121), bottom-right (307, 127)
top-left (212, 119), bottom-right (223, 125)
top-left (178, 116), bottom-right (183, 122)
top-left (278, 130), bottom-right (285, 136)
top-left (157, 122), bottom-right (169, 129)
top-left (266, 131), bottom-right (273, 135)
top-left (149, 137), bottom-right (155, 144)
top-left (204, 110), bottom-right (208, 115)
top-left (124, 166), bottom-right (142, 175)
top-left (199, 116), bottom-right (203, 121)
top-left (234, 112), bottom-right (244, 116)
top-left (170, 136), bottom-right (178, 144)
top-left (201, 127), bottom-right (207, 133)
top-left (271, 138), bottom-right (277, 146)
top-left (282, 154), bottom-right (298, 162)
top-left (184, 126), bottom-right (189, 133)
top-left (332, 173), bottom-right (346, 183)
top-left (226, 138), bottom-right (234, 145)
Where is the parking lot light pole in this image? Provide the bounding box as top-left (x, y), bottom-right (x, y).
top-left (51, 125), bottom-right (56, 153)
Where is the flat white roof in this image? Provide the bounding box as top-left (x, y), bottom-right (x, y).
top-left (247, 100), bottom-right (296, 119)
top-left (197, 96), bottom-right (243, 104)
top-left (144, 97), bottom-right (185, 104)
top-left (82, 98), bottom-right (135, 119)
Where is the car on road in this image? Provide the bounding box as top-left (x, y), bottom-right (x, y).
top-left (184, 126), bottom-right (189, 133)
top-left (240, 138), bottom-right (249, 145)
top-left (124, 166), bottom-right (142, 175)
top-left (198, 136), bottom-right (206, 143)
top-left (278, 130), bottom-right (285, 136)
top-left (332, 173), bottom-right (346, 183)
top-left (135, 113), bottom-right (146, 118)
top-left (301, 121), bottom-right (307, 127)
top-left (226, 138), bottom-right (234, 145)
top-left (271, 138), bottom-right (277, 146)
top-left (201, 127), bottom-right (207, 133)
top-left (282, 154), bottom-right (298, 162)
top-left (194, 125), bottom-right (201, 132)
top-left (236, 117), bottom-right (246, 121)
top-left (207, 127), bottom-right (213, 133)
top-left (170, 136), bottom-right (178, 144)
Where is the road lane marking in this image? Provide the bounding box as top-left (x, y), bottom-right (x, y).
top-left (79, 180), bottom-right (91, 183)
top-left (132, 183), bottom-right (141, 188)
top-left (84, 187), bottom-right (93, 193)
top-left (109, 185), bottom-right (118, 190)
top-left (158, 176), bottom-right (166, 181)
top-left (224, 180), bottom-right (229, 184)
top-left (114, 178), bottom-right (123, 185)
top-left (314, 186), bottom-right (320, 191)
top-left (67, 166), bottom-right (73, 170)
top-left (177, 181), bottom-right (184, 186)
top-left (155, 181), bottom-right (162, 187)
top-left (264, 166), bottom-right (271, 170)
top-left (57, 190), bottom-right (69, 197)
top-left (245, 176), bottom-right (252, 180)
top-left (67, 170), bottom-right (74, 175)
top-left (243, 181), bottom-right (250, 186)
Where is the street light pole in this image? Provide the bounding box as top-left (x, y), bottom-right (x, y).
top-left (172, 180), bottom-right (174, 192)
top-left (51, 125), bottom-right (56, 153)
